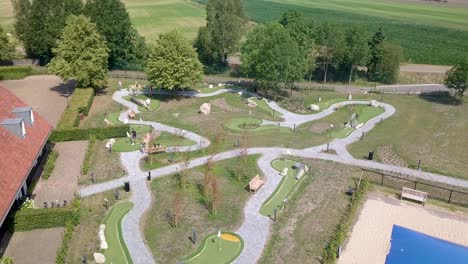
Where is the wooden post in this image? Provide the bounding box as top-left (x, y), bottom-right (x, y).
top-left (380, 173), bottom-right (384, 186)
top-left (448, 190), bottom-right (453, 204)
top-left (414, 181), bottom-right (417, 190)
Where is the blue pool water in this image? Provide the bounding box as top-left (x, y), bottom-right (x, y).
top-left (386, 225), bottom-right (468, 264)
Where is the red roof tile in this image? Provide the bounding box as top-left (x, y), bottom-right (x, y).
top-left (0, 85), bottom-right (52, 225)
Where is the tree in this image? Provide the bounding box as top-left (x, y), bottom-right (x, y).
top-left (0, 25), bottom-right (15, 61)
top-left (85, 0), bottom-right (146, 70)
top-left (241, 23), bottom-right (306, 93)
top-left (367, 27), bottom-right (385, 82)
top-left (344, 26), bottom-right (370, 85)
top-left (171, 189), bottom-right (184, 228)
top-left (19, 0), bottom-right (83, 64)
top-left (210, 176), bottom-right (220, 215)
top-left (48, 15), bottom-right (109, 88)
top-left (444, 59), bottom-right (468, 101)
top-left (12, 0), bottom-right (31, 42)
top-left (315, 23), bottom-right (345, 83)
top-left (279, 10), bottom-right (314, 49)
top-left (370, 43), bottom-right (402, 84)
top-left (194, 26), bottom-right (215, 67)
top-left (146, 30), bottom-right (203, 90)
top-left (200, 0), bottom-right (245, 67)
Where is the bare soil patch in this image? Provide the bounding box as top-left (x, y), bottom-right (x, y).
top-left (376, 144), bottom-right (408, 168)
top-left (0, 75), bottom-right (76, 127)
top-left (400, 64), bottom-right (451, 73)
top-left (209, 97), bottom-right (242, 112)
top-left (309, 122), bottom-right (331, 133)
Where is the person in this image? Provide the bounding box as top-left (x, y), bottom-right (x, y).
top-left (131, 128), bottom-right (137, 140)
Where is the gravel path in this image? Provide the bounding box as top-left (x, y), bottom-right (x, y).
top-left (78, 88), bottom-right (468, 264)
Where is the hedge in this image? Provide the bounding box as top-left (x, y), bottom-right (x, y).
top-left (42, 149), bottom-right (59, 180)
top-left (81, 134), bottom-right (96, 175)
top-left (0, 66), bottom-right (45, 80)
top-left (322, 179), bottom-right (369, 263)
top-left (9, 200), bottom-right (80, 232)
top-left (56, 88), bottom-right (95, 129)
top-left (50, 125), bottom-right (130, 142)
top-left (56, 221), bottom-right (74, 264)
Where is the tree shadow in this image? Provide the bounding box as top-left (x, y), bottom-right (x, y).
top-left (49, 79), bottom-right (77, 97)
top-left (418, 93), bottom-right (461, 106)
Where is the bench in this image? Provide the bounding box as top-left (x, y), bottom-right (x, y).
top-left (401, 187), bottom-right (428, 205)
top-left (249, 174), bottom-right (266, 193)
top-left (148, 146), bottom-right (166, 154)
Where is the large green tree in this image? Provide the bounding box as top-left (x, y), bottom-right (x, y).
top-left (367, 27), bottom-right (386, 82)
top-left (344, 26), bottom-right (370, 85)
top-left (48, 15), bottom-right (109, 88)
top-left (146, 30), bottom-right (203, 90)
top-left (315, 23), bottom-right (345, 83)
top-left (241, 23), bottom-right (306, 92)
top-left (16, 0), bottom-right (83, 64)
top-left (0, 25), bottom-right (15, 61)
top-left (370, 43), bottom-right (402, 84)
top-left (197, 0), bottom-right (245, 67)
top-left (445, 58), bottom-right (468, 101)
top-left (85, 0), bottom-right (146, 70)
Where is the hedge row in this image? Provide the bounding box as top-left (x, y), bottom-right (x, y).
top-left (56, 221), bottom-right (74, 264)
top-left (56, 88), bottom-right (95, 129)
top-left (0, 66), bottom-right (45, 80)
top-left (50, 125), bottom-right (130, 142)
top-left (322, 179), bottom-right (369, 263)
top-left (42, 149), bottom-right (59, 180)
top-left (9, 200), bottom-right (80, 232)
top-left (81, 134), bottom-right (96, 175)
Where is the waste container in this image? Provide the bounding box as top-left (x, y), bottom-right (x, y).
top-left (124, 181), bottom-right (130, 192)
top-left (368, 151), bottom-right (374, 160)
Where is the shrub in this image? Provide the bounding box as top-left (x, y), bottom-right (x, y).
top-left (0, 256), bottom-right (14, 264)
top-left (9, 200), bottom-right (80, 232)
top-left (50, 125), bottom-right (129, 142)
top-left (56, 88), bottom-right (95, 129)
top-left (322, 179), bottom-right (369, 263)
top-left (42, 149), bottom-right (59, 180)
top-left (81, 134), bottom-right (96, 175)
top-left (0, 66), bottom-right (46, 80)
top-left (56, 221), bottom-right (74, 264)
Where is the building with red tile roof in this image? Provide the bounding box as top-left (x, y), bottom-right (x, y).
top-left (0, 85), bottom-right (52, 230)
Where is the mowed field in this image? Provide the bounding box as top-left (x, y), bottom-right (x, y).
top-left (195, 0), bottom-right (468, 65)
top-left (0, 0), bottom-right (206, 40)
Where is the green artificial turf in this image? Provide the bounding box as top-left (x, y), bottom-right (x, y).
top-left (326, 105), bottom-right (385, 139)
top-left (260, 159), bottom-right (306, 216)
top-left (103, 201), bottom-right (134, 264)
top-left (224, 117), bottom-right (289, 132)
top-left (183, 232), bottom-right (244, 264)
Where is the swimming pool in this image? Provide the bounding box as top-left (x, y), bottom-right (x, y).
top-left (386, 225), bottom-right (468, 264)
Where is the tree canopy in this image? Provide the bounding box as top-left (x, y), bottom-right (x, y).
top-left (315, 23), bottom-right (345, 83)
top-left (344, 26), bottom-right (370, 85)
top-left (241, 23), bottom-right (306, 90)
top-left (445, 58), bottom-right (468, 101)
top-left (85, 0), bottom-right (146, 70)
top-left (146, 30), bottom-right (203, 90)
top-left (48, 15), bottom-right (109, 88)
top-left (0, 25), bottom-right (15, 61)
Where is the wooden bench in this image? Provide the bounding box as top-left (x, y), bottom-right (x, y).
top-left (148, 146), bottom-right (167, 154)
top-left (249, 175), bottom-right (265, 193)
top-left (401, 187), bottom-right (428, 205)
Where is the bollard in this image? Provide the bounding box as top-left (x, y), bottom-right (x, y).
top-left (368, 151), bottom-right (374, 160)
top-left (273, 208), bottom-right (277, 222)
top-left (147, 171), bottom-right (151, 181)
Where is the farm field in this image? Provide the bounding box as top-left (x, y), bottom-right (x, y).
top-left (195, 0), bottom-right (468, 65)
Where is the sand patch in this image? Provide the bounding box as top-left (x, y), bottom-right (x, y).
top-left (309, 122), bottom-right (331, 134)
top-left (221, 233), bottom-right (240, 243)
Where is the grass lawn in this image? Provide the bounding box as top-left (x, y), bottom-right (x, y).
top-left (199, 0), bottom-right (468, 65)
top-left (259, 159), bottom-right (361, 264)
top-left (249, 98), bottom-right (279, 117)
top-left (224, 117), bottom-right (290, 133)
top-left (143, 155), bottom-right (260, 263)
top-left (103, 201), bottom-right (133, 264)
top-left (67, 189), bottom-right (130, 263)
top-left (260, 159), bottom-right (306, 216)
top-left (348, 95), bottom-right (468, 179)
top-left (123, 94), bottom-right (160, 112)
top-left (182, 232), bottom-right (243, 264)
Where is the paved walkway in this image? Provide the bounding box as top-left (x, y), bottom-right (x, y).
top-left (79, 88), bottom-right (468, 264)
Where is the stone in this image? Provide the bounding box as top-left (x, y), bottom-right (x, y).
top-left (347, 94), bottom-right (352, 100)
top-left (280, 167), bottom-right (288, 176)
top-left (247, 100), bottom-right (257, 108)
top-left (199, 103), bottom-right (211, 115)
top-left (172, 113), bottom-right (180, 118)
top-left (309, 104), bottom-right (320, 111)
top-left (209, 84), bottom-right (213, 89)
top-left (94, 253), bottom-right (106, 263)
top-left (370, 100), bottom-right (380, 107)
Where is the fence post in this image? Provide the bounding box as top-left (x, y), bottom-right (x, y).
top-left (380, 173), bottom-right (384, 186)
top-left (413, 181), bottom-right (417, 190)
top-left (448, 190), bottom-right (453, 204)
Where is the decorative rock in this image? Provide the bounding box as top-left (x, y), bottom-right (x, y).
top-left (247, 100), bottom-right (257, 108)
top-left (318, 96), bottom-right (322, 102)
top-left (370, 100), bottom-right (380, 107)
top-left (172, 113), bottom-right (180, 118)
top-left (209, 84), bottom-right (214, 89)
top-left (280, 167), bottom-right (288, 176)
top-left (309, 104), bottom-right (320, 111)
top-left (199, 103), bottom-right (211, 115)
top-left (347, 94), bottom-right (352, 100)
top-left (93, 253), bottom-right (106, 264)
top-left (99, 224), bottom-right (108, 249)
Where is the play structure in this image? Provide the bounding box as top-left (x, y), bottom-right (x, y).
top-left (249, 174), bottom-right (266, 193)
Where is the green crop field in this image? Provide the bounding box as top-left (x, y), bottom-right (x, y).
top-left (194, 0), bottom-right (468, 65)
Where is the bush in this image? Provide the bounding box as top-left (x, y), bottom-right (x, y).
top-left (56, 88), bottom-right (95, 129)
top-left (50, 125), bottom-right (130, 142)
top-left (322, 179), bottom-right (369, 263)
top-left (56, 221), bottom-right (74, 264)
top-left (81, 134), bottom-right (96, 175)
top-left (9, 201), bottom-right (80, 232)
top-left (0, 256), bottom-right (14, 264)
top-left (0, 66), bottom-right (47, 80)
top-left (42, 149), bottom-right (59, 180)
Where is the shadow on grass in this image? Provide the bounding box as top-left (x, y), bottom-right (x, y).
top-left (418, 93), bottom-right (462, 106)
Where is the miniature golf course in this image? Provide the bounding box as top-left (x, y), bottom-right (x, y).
top-left (260, 159), bottom-right (305, 216)
top-left (330, 105), bottom-right (385, 139)
top-left (104, 201), bottom-right (134, 264)
top-left (183, 232), bottom-right (244, 264)
top-left (224, 117), bottom-right (289, 132)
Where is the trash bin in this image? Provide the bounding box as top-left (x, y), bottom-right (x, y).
top-left (368, 151), bottom-right (374, 160)
top-left (124, 181), bottom-right (130, 192)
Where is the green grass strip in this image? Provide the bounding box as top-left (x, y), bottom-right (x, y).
top-left (182, 232), bottom-right (244, 264)
top-left (103, 201), bottom-right (134, 264)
